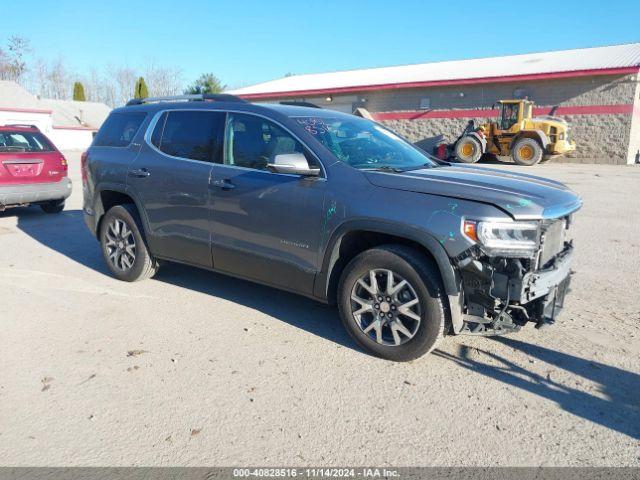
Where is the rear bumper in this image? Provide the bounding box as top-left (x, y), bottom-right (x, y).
top-left (0, 178), bottom-right (72, 207)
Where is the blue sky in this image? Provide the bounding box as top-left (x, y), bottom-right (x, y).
top-left (4, 0), bottom-right (640, 89)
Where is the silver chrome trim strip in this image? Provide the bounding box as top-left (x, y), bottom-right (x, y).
top-left (2, 159), bottom-right (45, 164)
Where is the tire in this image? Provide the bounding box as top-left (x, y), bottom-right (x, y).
top-left (99, 204), bottom-right (158, 282)
top-left (40, 200), bottom-right (65, 214)
top-left (512, 137), bottom-right (543, 166)
top-left (454, 136), bottom-right (483, 163)
top-left (337, 245), bottom-right (446, 362)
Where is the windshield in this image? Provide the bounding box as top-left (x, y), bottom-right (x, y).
top-left (499, 103), bottom-right (519, 130)
top-left (294, 116), bottom-right (438, 171)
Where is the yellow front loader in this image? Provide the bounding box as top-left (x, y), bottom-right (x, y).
top-left (453, 100), bottom-right (576, 166)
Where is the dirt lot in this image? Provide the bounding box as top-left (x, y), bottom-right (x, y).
top-left (1, 153), bottom-right (639, 466)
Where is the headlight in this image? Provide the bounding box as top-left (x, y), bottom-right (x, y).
top-left (463, 220), bottom-right (539, 257)
top-left (559, 132), bottom-right (565, 140)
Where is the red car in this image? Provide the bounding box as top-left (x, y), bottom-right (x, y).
top-left (0, 124), bottom-right (72, 213)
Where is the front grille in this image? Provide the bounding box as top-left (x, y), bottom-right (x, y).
top-left (539, 219), bottom-right (566, 268)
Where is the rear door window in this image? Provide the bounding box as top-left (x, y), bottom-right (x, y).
top-left (93, 112), bottom-right (147, 147)
top-left (154, 110), bottom-right (225, 162)
top-left (0, 131), bottom-right (55, 152)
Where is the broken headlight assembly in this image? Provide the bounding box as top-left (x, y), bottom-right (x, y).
top-left (463, 219), bottom-right (540, 258)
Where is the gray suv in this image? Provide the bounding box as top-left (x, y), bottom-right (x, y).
top-left (83, 94), bottom-right (581, 361)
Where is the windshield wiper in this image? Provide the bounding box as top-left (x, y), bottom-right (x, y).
top-left (364, 166), bottom-right (407, 173)
top-left (401, 162), bottom-right (440, 171)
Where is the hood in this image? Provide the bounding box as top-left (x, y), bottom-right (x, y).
top-left (364, 164), bottom-right (582, 220)
top-left (531, 115), bottom-right (568, 126)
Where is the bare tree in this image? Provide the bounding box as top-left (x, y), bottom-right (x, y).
top-left (0, 36), bottom-right (31, 83)
top-left (46, 58), bottom-right (71, 99)
top-left (83, 70), bottom-right (99, 101)
top-left (0, 36), bottom-right (186, 108)
top-left (30, 57), bottom-right (50, 97)
top-left (108, 65), bottom-right (137, 106)
top-left (145, 62), bottom-right (183, 97)
top-left (0, 49), bottom-right (11, 80)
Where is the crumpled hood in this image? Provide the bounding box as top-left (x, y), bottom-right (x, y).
top-left (365, 164), bottom-right (582, 220)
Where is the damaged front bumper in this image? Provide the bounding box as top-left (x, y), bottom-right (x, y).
top-left (455, 242), bottom-right (574, 336)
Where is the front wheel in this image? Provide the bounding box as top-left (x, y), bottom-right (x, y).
top-left (99, 205), bottom-right (158, 282)
top-left (338, 245), bottom-right (446, 361)
top-left (454, 136), bottom-right (483, 163)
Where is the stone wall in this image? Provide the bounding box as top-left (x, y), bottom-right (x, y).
top-left (379, 113), bottom-right (633, 165)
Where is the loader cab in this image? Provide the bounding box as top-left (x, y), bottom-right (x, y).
top-left (497, 100), bottom-right (533, 131)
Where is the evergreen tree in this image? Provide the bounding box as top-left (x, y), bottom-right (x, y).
top-left (184, 73), bottom-right (224, 95)
top-left (72, 81), bottom-right (86, 101)
top-left (134, 77), bottom-right (149, 99)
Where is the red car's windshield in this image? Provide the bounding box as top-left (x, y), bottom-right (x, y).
top-left (0, 131), bottom-right (55, 153)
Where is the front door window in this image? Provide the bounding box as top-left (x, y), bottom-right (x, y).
top-left (223, 113), bottom-right (317, 171)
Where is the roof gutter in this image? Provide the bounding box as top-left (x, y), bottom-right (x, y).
top-left (236, 67), bottom-right (640, 100)
top-left (0, 106), bottom-right (53, 114)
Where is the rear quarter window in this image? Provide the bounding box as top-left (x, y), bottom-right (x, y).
top-left (93, 112), bottom-right (147, 147)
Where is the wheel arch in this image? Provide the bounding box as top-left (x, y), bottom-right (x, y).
top-left (316, 221), bottom-right (460, 305)
top-left (93, 184), bottom-right (150, 240)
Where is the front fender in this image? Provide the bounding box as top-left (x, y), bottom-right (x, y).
top-left (314, 219), bottom-right (460, 300)
top-left (314, 219), bottom-right (464, 332)
top-left (467, 132), bottom-right (487, 151)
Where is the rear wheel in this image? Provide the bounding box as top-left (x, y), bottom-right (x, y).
top-left (338, 245), bottom-right (446, 361)
top-left (40, 200), bottom-right (65, 214)
top-left (454, 136), bottom-right (483, 163)
top-left (100, 205), bottom-right (158, 282)
top-left (512, 137), bottom-right (543, 166)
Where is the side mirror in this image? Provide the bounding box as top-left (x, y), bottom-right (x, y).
top-left (267, 152), bottom-right (320, 176)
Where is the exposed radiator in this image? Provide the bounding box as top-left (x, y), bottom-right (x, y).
top-left (539, 219), bottom-right (566, 268)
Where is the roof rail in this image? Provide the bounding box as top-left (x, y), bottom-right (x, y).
top-left (125, 93), bottom-right (245, 107)
top-left (279, 101), bottom-right (322, 109)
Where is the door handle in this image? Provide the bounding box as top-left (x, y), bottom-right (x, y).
top-left (129, 168), bottom-right (150, 178)
top-left (210, 178), bottom-right (236, 190)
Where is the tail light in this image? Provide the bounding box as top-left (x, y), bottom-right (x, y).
top-left (81, 151), bottom-right (88, 184)
top-left (60, 155), bottom-right (68, 171)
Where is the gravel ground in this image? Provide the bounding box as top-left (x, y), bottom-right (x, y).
top-left (0, 153), bottom-right (638, 466)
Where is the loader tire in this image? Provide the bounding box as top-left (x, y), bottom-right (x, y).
top-left (512, 138), bottom-right (543, 166)
top-left (454, 136), bottom-right (483, 163)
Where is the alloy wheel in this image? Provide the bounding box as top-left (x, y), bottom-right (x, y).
top-left (104, 218), bottom-right (137, 272)
top-left (350, 269), bottom-right (422, 346)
